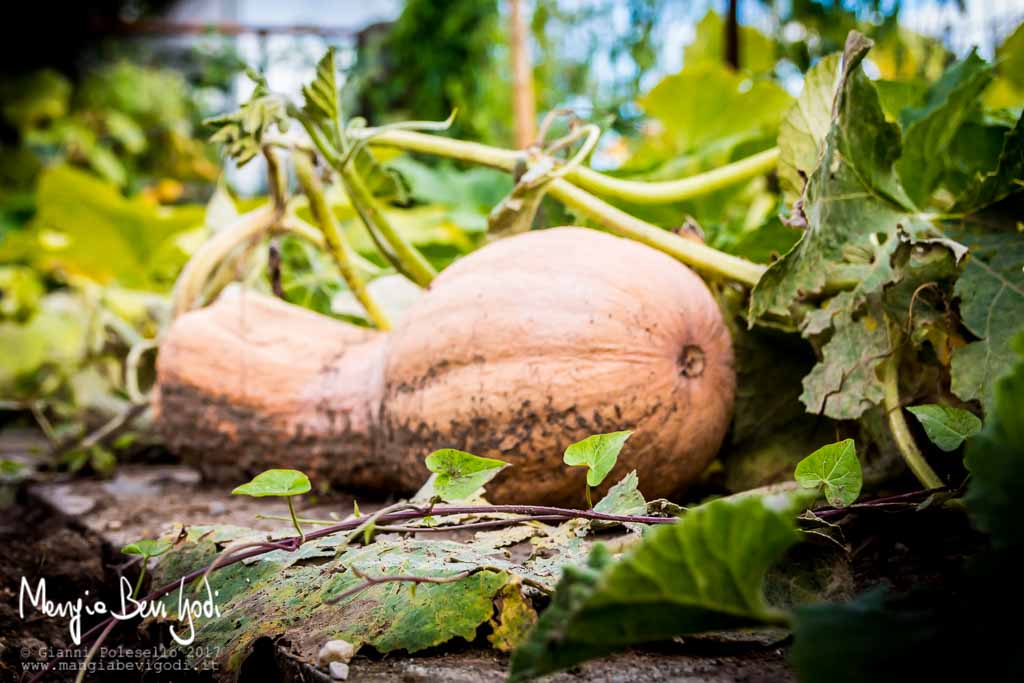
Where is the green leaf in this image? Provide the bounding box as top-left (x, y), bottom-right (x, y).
top-left (799, 301), bottom-right (894, 419)
top-left (895, 51), bottom-right (993, 207)
top-left (205, 71), bottom-right (288, 165)
top-left (777, 53), bottom-right (840, 200)
top-left (592, 471), bottom-right (646, 517)
top-left (791, 588), bottom-right (956, 683)
top-left (948, 230), bottom-right (1024, 415)
top-left (683, 11), bottom-right (777, 75)
top-left (424, 449), bottom-right (508, 501)
top-left (231, 469), bottom-right (311, 498)
top-left (509, 492), bottom-right (806, 681)
top-left (953, 112), bottom-right (1024, 211)
top-left (639, 63), bottom-right (791, 156)
top-left (907, 404), bottom-right (982, 451)
top-left (302, 48), bottom-right (340, 128)
top-left (794, 439), bottom-right (862, 508)
top-left (964, 332), bottom-right (1024, 550)
top-left (25, 165), bottom-right (204, 289)
top-left (562, 430), bottom-right (632, 488)
top-left (121, 538), bottom-right (173, 559)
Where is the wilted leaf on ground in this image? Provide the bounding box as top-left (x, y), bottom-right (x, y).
top-left (149, 532), bottom-right (533, 674)
top-left (794, 439), bottom-right (862, 508)
top-left (800, 303), bottom-right (894, 420)
top-left (592, 470), bottom-right (646, 517)
top-left (488, 580), bottom-right (538, 652)
top-left (907, 404), bottom-right (982, 451)
top-left (508, 492), bottom-right (808, 681)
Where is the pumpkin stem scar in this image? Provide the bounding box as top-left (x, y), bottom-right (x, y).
top-left (679, 345), bottom-right (706, 378)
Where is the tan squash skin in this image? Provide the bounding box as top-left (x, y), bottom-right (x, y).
top-left (154, 227), bottom-right (735, 504)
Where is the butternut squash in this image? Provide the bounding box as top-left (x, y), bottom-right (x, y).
top-left (154, 227), bottom-right (735, 504)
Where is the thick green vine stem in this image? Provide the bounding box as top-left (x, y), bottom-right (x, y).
top-left (339, 164), bottom-right (437, 288)
top-left (362, 130), bottom-right (768, 287)
top-left (570, 147), bottom-right (780, 204)
top-left (882, 354), bottom-right (944, 489)
top-left (171, 204), bottom-right (280, 318)
top-left (293, 153), bottom-right (392, 329)
top-left (548, 179), bottom-right (766, 286)
top-left (365, 130), bottom-right (779, 205)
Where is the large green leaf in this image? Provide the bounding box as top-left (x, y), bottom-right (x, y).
top-left (27, 164), bottom-right (203, 289)
top-left (907, 404), bottom-right (982, 452)
top-left (895, 51), bottom-right (993, 207)
top-left (964, 332), bottom-right (1024, 550)
top-left (953, 112), bottom-right (1024, 211)
top-left (508, 492), bottom-right (806, 681)
top-left (777, 54), bottom-right (840, 200)
top-left (751, 33), bottom-right (929, 326)
top-left (0, 293), bottom-right (87, 399)
top-left (948, 230), bottom-right (1024, 414)
top-left (639, 63), bottom-right (791, 156)
top-left (683, 11), bottom-right (776, 75)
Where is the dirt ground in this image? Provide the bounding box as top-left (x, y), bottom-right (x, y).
top-left (1, 456), bottom-right (978, 683)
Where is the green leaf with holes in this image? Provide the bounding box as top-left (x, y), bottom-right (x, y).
top-left (794, 439), bottom-right (862, 508)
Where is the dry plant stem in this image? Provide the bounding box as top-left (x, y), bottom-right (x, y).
top-left (363, 130), bottom-right (768, 287)
top-left (882, 355), bottom-right (944, 489)
top-left (293, 152), bottom-right (391, 329)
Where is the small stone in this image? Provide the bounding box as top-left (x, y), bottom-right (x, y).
top-left (329, 661), bottom-right (349, 680)
top-left (317, 639), bottom-right (355, 666)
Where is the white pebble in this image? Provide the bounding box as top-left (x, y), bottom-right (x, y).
top-left (318, 639), bottom-right (355, 666)
top-left (329, 661), bottom-right (349, 680)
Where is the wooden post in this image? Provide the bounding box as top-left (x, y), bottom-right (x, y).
top-left (509, 0), bottom-right (537, 148)
top-left (725, 0), bottom-right (740, 70)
